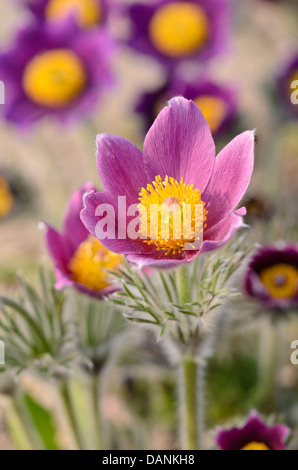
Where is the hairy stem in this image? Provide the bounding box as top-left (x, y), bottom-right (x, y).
top-left (91, 373), bottom-right (103, 450)
top-left (177, 265), bottom-right (192, 306)
top-left (60, 381), bottom-right (85, 450)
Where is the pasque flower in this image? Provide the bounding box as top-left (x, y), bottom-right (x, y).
top-left (136, 78), bottom-right (237, 136)
top-left (244, 243), bottom-right (298, 309)
top-left (278, 53), bottom-right (298, 118)
top-left (126, 0), bottom-right (230, 69)
top-left (24, 0), bottom-right (110, 30)
top-left (216, 413), bottom-right (290, 450)
top-left (0, 19), bottom-right (113, 128)
top-left (44, 183), bottom-right (122, 298)
top-left (81, 97), bottom-right (255, 268)
top-left (0, 172), bottom-right (14, 219)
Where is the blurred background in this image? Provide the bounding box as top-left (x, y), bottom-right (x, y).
top-left (0, 0), bottom-right (298, 450)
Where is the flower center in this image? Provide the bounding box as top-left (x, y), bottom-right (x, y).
top-left (149, 2), bottom-right (209, 58)
top-left (68, 235), bottom-right (122, 291)
top-left (0, 176), bottom-right (14, 218)
top-left (194, 95), bottom-right (227, 134)
top-left (259, 263), bottom-right (298, 299)
top-left (241, 441), bottom-right (270, 451)
top-left (22, 49), bottom-right (86, 108)
top-left (46, 0), bottom-right (101, 28)
top-left (289, 70), bottom-right (298, 97)
top-left (138, 175), bottom-right (207, 254)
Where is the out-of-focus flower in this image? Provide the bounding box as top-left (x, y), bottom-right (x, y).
top-left (0, 173), bottom-right (14, 219)
top-left (278, 53), bottom-right (298, 119)
top-left (24, 0), bottom-right (110, 30)
top-left (244, 194), bottom-right (273, 223)
top-left (126, 0), bottom-right (230, 69)
top-left (44, 183), bottom-right (122, 298)
top-left (244, 243), bottom-right (298, 309)
top-left (0, 19), bottom-right (114, 128)
top-left (216, 412), bottom-right (290, 450)
top-left (81, 97), bottom-right (255, 269)
top-left (136, 78), bottom-right (237, 136)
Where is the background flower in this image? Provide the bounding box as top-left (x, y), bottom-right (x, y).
top-left (278, 53), bottom-right (298, 119)
top-left (0, 19), bottom-right (114, 128)
top-left (44, 182), bottom-right (122, 298)
top-left (216, 412), bottom-right (290, 450)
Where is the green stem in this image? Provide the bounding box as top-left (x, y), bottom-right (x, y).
top-left (180, 356), bottom-right (203, 450)
top-left (177, 265), bottom-right (191, 306)
top-left (60, 381), bottom-right (85, 450)
top-left (91, 374), bottom-right (103, 450)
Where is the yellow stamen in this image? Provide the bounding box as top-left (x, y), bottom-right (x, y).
top-left (68, 235), bottom-right (122, 291)
top-left (23, 49), bottom-right (86, 108)
top-left (241, 441), bottom-right (270, 451)
top-left (149, 2), bottom-right (209, 57)
top-left (138, 175), bottom-right (207, 255)
top-left (0, 176), bottom-right (14, 218)
top-left (194, 95), bottom-right (227, 134)
top-left (46, 0), bottom-right (101, 28)
top-left (260, 263), bottom-right (298, 299)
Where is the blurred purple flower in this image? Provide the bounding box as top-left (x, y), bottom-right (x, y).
top-left (44, 183), bottom-right (122, 298)
top-left (0, 19), bottom-right (114, 128)
top-left (24, 0), bottom-right (110, 30)
top-left (136, 77), bottom-right (237, 136)
top-left (216, 412), bottom-right (290, 450)
top-left (278, 53), bottom-right (298, 119)
top-left (244, 243), bottom-right (298, 309)
top-left (126, 0), bottom-right (230, 69)
top-left (81, 97), bottom-right (255, 269)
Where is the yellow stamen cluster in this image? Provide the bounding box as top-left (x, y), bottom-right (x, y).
top-left (68, 235), bottom-right (122, 291)
top-left (0, 176), bottom-right (14, 218)
top-left (260, 263), bottom-right (298, 299)
top-left (138, 175), bottom-right (207, 255)
top-left (23, 49), bottom-right (86, 108)
top-left (149, 2), bottom-right (209, 58)
top-left (46, 0), bottom-right (101, 29)
top-left (241, 442), bottom-right (270, 451)
top-left (194, 95), bottom-right (227, 134)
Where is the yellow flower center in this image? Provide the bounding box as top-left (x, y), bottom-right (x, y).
top-left (241, 441), bottom-right (270, 451)
top-left (149, 2), bottom-right (209, 57)
top-left (289, 70), bottom-right (298, 98)
top-left (68, 235), bottom-right (122, 291)
top-left (23, 49), bottom-right (86, 108)
top-left (0, 176), bottom-right (14, 218)
top-left (260, 263), bottom-right (298, 299)
top-left (46, 0), bottom-right (101, 28)
top-left (194, 95), bottom-right (227, 134)
top-left (138, 175), bottom-right (207, 255)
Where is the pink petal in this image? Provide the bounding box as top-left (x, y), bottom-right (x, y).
top-left (96, 134), bottom-right (148, 204)
top-left (200, 212), bottom-right (244, 253)
top-left (203, 131), bottom-right (255, 228)
top-left (44, 225), bottom-right (71, 270)
top-left (143, 97), bottom-right (215, 192)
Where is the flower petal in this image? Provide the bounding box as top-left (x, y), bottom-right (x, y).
top-left (143, 97), bottom-right (215, 192)
top-left (44, 225), bottom-right (71, 270)
top-left (203, 130), bottom-right (255, 228)
top-left (200, 212), bottom-right (244, 253)
top-left (63, 182), bottom-right (94, 252)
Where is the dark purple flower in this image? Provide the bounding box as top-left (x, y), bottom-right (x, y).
top-left (126, 0), bottom-right (230, 69)
top-left (216, 412), bottom-right (290, 450)
top-left (278, 53), bottom-right (298, 119)
top-left (244, 243), bottom-right (298, 309)
top-left (81, 97), bottom-right (255, 269)
top-left (0, 19), bottom-right (114, 128)
top-left (44, 183), bottom-right (122, 298)
top-left (24, 0), bottom-right (110, 30)
top-left (136, 77), bottom-right (237, 136)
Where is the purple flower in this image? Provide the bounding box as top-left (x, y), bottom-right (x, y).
top-left (278, 53), bottom-right (298, 119)
top-left (81, 97), bottom-right (255, 269)
top-left (244, 243), bottom-right (298, 309)
top-left (136, 77), bottom-right (237, 136)
top-left (216, 412), bottom-right (290, 450)
top-left (0, 19), bottom-right (114, 128)
top-left (24, 0), bottom-right (110, 30)
top-left (44, 183), bottom-right (122, 298)
top-left (126, 0), bottom-right (230, 69)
